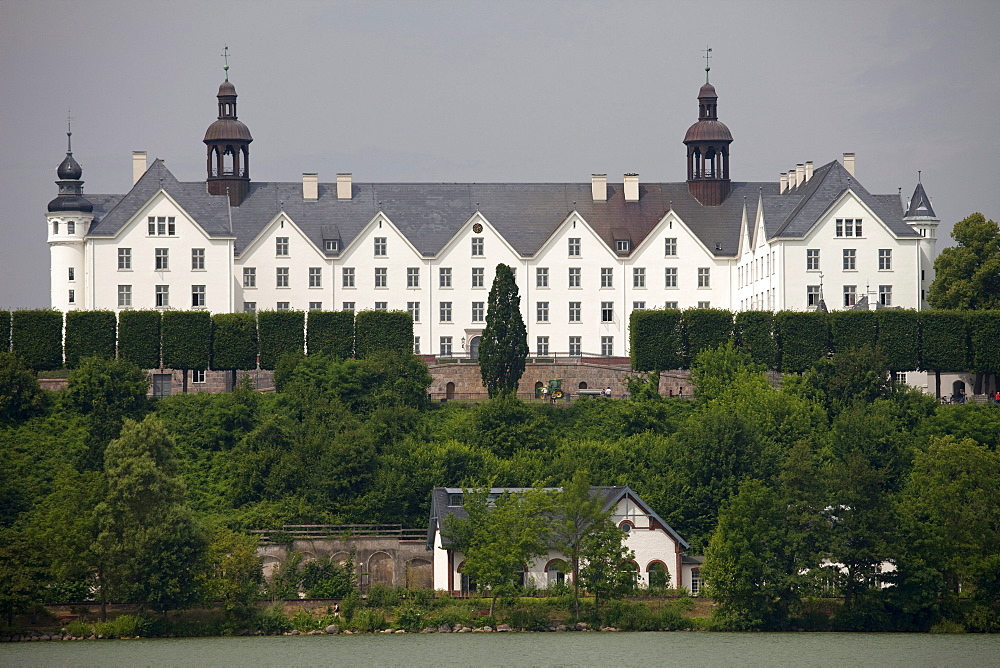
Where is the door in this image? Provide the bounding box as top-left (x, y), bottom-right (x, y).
top-left (153, 373), bottom-right (172, 398)
top-left (469, 336), bottom-right (481, 359)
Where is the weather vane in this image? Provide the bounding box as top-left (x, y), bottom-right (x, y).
top-left (221, 44), bottom-right (230, 81)
top-left (703, 46), bottom-right (712, 83)
top-left (66, 109), bottom-right (74, 153)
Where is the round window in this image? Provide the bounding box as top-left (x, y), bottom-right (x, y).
top-left (473, 223), bottom-right (483, 233)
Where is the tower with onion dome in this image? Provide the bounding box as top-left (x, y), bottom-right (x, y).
top-left (47, 120), bottom-right (93, 311)
top-left (204, 56), bottom-right (253, 206)
top-left (683, 51), bottom-right (734, 206)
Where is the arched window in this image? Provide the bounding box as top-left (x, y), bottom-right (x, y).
top-left (546, 559), bottom-right (567, 587)
top-left (578, 381), bottom-right (588, 390)
top-left (647, 561), bottom-right (670, 590)
top-left (457, 560), bottom-right (476, 594)
top-left (446, 382), bottom-right (455, 400)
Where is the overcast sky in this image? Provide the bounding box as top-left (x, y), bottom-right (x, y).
top-left (2, 0), bottom-right (998, 310)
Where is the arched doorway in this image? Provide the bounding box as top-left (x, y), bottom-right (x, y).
top-left (446, 382), bottom-right (455, 400)
top-left (405, 558), bottom-right (433, 589)
top-left (534, 380), bottom-right (544, 398)
top-left (647, 561), bottom-right (670, 590)
top-left (469, 336), bottom-right (481, 359)
top-left (952, 380), bottom-right (966, 403)
top-left (545, 559), bottom-right (567, 587)
top-left (578, 381), bottom-right (588, 390)
top-left (368, 552), bottom-right (395, 587)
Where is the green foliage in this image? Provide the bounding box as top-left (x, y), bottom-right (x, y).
top-left (733, 310), bottom-right (777, 369)
top-left (0, 310), bottom-right (9, 352)
top-left (928, 213), bottom-right (1000, 310)
top-left (205, 527), bottom-right (263, 620)
top-left (577, 517), bottom-right (636, 617)
top-left (829, 310), bottom-right (878, 353)
top-left (775, 310), bottom-right (829, 373)
top-left (64, 310), bottom-right (117, 367)
top-left (395, 606), bottom-right (423, 632)
top-left (351, 608), bottom-right (387, 632)
top-left (94, 614), bottom-right (150, 638)
top-left (688, 342), bottom-right (764, 402)
top-left (306, 310), bottom-right (354, 359)
top-left (630, 308), bottom-right (683, 371)
top-left (365, 583), bottom-right (401, 608)
top-left (919, 310), bottom-right (968, 372)
top-left (801, 346), bottom-right (892, 417)
top-left (875, 309), bottom-right (920, 372)
top-left (117, 310), bottom-right (161, 369)
top-left (258, 310), bottom-right (304, 370)
top-left (479, 263), bottom-right (528, 397)
top-left (301, 554), bottom-right (355, 599)
top-left (253, 603), bottom-right (293, 633)
top-left (471, 393), bottom-right (546, 457)
top-left (354, 310), bottom-right (412, 359)
top-left (162, 310), bottom-right (211, 370)
top-left (211, 313), bottom-right (258, 371)
top-left (11, 309), bottom-right (63, 370)
top-left (0, 352), bottom-right (48, 425)
top-left (969, 310), bottom-right (1000, 374)
top-left (602, 599), bottom-right (662, 631)
top-left (506, 604), bottom-right (550, 631)
top-left (683, 308), bottom-right (734, 367)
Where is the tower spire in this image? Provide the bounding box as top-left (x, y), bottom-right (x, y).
top-left (703, 46), bottom-right (712, 84)
top-left (221, 44), bottom-right (230, 81)
top-left (66, 111), bottom-right (74, 153)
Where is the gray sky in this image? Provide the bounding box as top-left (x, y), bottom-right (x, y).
top-left (2, 0), bottom-right (998, 310)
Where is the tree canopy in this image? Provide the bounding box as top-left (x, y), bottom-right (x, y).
top-left (929, 212), bottom-right (1000, 310)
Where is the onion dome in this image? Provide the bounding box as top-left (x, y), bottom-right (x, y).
top-left (48, 126), bottom-right (92, 213)
top-left (57, 152), bottom-right (83, 180)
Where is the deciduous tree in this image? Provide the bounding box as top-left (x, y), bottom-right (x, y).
top-left (928, 213), bottom-right (1000, 310)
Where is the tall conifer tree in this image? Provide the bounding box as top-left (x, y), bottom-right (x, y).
top-left (479, 264), bottom-right (527, 397)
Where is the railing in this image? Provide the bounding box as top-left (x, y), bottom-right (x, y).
top-left (432, 352), bottom-right (629, 364)
top-left (251, 524), bottom-right (427, 543)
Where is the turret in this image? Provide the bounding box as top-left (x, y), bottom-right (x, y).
top-left (47, 122), bottom-right (92, 311)
top-left (683, 54), bottom-right (733, 206)
top-left (204, 67), bottom-right (253, 206)
top-left (903, 174), bottom-right (940, 309)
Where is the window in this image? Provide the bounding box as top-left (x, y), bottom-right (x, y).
top-left (601, 267), bottom-right (613, 288)
top-left (568, 336), bottom-right (582, 356)
top-left (374, 237), bottom-right (387, 256)
top-left (472, 301), bottom-right (484, 323)
top-left (440, 301), bottom-right (452, 322)
top-left (303, 267), bottom-right (321, 288)
top-left (413, 336), bottom-right (421, 355)
top-left (537, 336), bottom-right (549, 355)
top-left (536, 267), bottom-right (549, 288)
top-left (807, 285), bottom-right (820, 307)
top-left (52, 221), bottom-right (58, 235)
top-left (439, 267), bottom-right (452, 288)
top-left (633, 267), bottom-right (646, 288)
top-left (68, 267), bottom-right (75, 281)
top-left (242, 267), bottom-right (256, 287)
top-left (471, 237), bottom-right (484, 256)
top-left (342, 267), bottom-right (355, 287)
top-left (155, 285), bottom-right (169, 307)
top-left (243, 301), bottom-right (256, 314)
top-left (309, 302), bottom-right (322, 310)
top-left (697, 301), bottom-right (711, 308)
top-left (879, 249), bottom-right (892, 270)
top-left (155, 248), bottom-right (169, 270)
top-left (342, 302), bottom-right (355, 311)
top-left (843, 285), bottom-right (857, 307)
top-left (408, 301), bottom-right (421, 322)
top-left (191, 248), bottom-right (205, 270)
top-left (471, 267), bottom-right (484, 288)
top-left (191, 285), bottom-right (206, 307)
top-left (807, 248), bottom-right (820, 270)
top-left (374, 267), bottom-right (387, 288)
top-left (68, 289), bottom-right (75, 304)
top-left (118, 248), bottom-right (131, 270)
top-left (118, 285), bottom-right (132, 307)
top-left (664, 301), bottom-right (678, 309)
top-left (276, 302), bottom-right (290, 311)
top-left (148, 216), bottom-right (175, 236)
top-left (616, 240), bottom-right (630, 252)
top-left (568, 237), bottom-right (581, 256)
top-left (698, 267), bottom-right (711, 288)
top-left (192, 370), bottom-right (206, 384)
top-left (665, 267), bottom-right (677, 288)
top-left (835, 218), bottom-right (862, 237)
top-left (276, 267), bottom-right (289, 287)
top-left (568, 267), bottom-right (581, 288)
top-left (691, 569), bottom-right (701, 597)
top-left (537, 301), bottom-right (549, 323)
top-left (276, 237), bottom-right (289, 256)
top-left (601, 336), bottom-right (614, 356)
top-left (325, 239), bottom-right (339, 252)
top-left (569, 302), bottom-right (581, 322)
top-left (843, 249), bottom-right (856, 270)
top-left (894, 372), bottom-right (907, 385)
top-left (440, 336), bottom-right (453, 356)
top-left (374, 302), bottom-right (387, 311)
top-left (633, 301), bottom-right (646, 310)
top-left (601, 301), bottom-right (613, 323)
top-left (879, 285), bottom-right (892, 306)
top-left (67, 221), bottom-right (75, 234)
top-left (664, 238), bottom-right (677, 256)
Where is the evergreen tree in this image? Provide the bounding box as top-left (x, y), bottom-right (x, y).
top-left (479, 264), bottom-right (527, 398)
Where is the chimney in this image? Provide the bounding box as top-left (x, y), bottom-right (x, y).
top-left (302, 173), bottom-right (318, 201)
top-left (805, 161), bottom-right (814, 182)
top-left (796, 164), bottom-right (805, 188)
top-left (132, 151), bottom-right (147, 185)
top-left (592, 174), bottom-right (607, 202)
top-left (337, 173), bottom-right (352, 200)
top-left (624, 173), bottom-right (639, 202)
top-left (843, 153), bottom-right (855, 177)
top-left (779, 172), bottom-right (788, 194)
top-left (789, 167), bottom-right (798, 189)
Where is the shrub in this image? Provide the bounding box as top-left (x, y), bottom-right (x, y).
top-left (290, 608), bottom-right (323, 632)
top-left (506, 605), bottom-right (550, 631)
top-left (118, 310), bottom-right (161, 369)
top-left (354, 310), bottom-right (412, 359)
top-left (366, 584), bottom-right (402, 608)
top-left (659, 603), bottom-right (693, 631)
top-left (395, 607), bottom-right (423, 632)
top-left (929, 619), bottom-right (966, 634)
top-left (875, 309), bottom-right (919, 371)
top-left (352, 608), bottom-right (387, 633)
top-left (602, 600), bottom-right (661, 631)
top-left (425, 603), bottom-right (473, 629)
top-left (307, 310), bottom-right (354, 359)
top-left (829, 310), bottom-right (878, 353)
top-left (630, 309), bottom-right (683, 371)
top-left (254, 604), bottom-right (292, 634)
top-left (0, 310), bottom-right (9, 352)
top-left (161, 310), bottom-right (211, 370)
top-left (920, 310), bottom-right (968, 372)
top-left (734, 310), bottom-right (777, 369)
top-left (340, 591), bottom-right (361, 622)
top-left (775, 310), bottom-right (829, 372)
top-left (64, 620), bottom-right (92, 637)
top-left (11, 309), bottom-right (63, 370)
top-left (211, 312), bottom-right (258, 370)
top-left (683, 308), bottom-right (734, 367)
top-left (95, 614), bottom-right (151, 638)
top-left (258, 310), bottom-right (304, 370)
top-left (64, 310), bottom-right (117, 367)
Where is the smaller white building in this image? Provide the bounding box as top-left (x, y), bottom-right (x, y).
top-left (427, 486), bottom-right (703, 596)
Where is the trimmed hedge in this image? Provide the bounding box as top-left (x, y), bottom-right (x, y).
top-left (829, 310), bottom-right (878, 353)
top-left (162, 311), bottom-right (211, 370)
top-left (118, 310), bottom-right (161, 369)
top-left (11, 309), bottom-right (63, 371)
top-left (307, 310), bottom-right (355, 359)
top-left (258, 310), bottom-right (304, 370)
top-left (969, 311), bottom-right (1000, 374)
top-left (0, 310), bottom-right (9, 352)
top-left (920, 310), bottom-right (968, 372)
top-left (734, 310), bottom-right (776, 369)
top-left (630, 309), bottom-right (683, 371)
top-left (683, 308), bottom-right (734, 367)
top-left (211, 313), bottom-right (258, 370)
top-left (775, 310), bottom-right (829, 373)
top-left (876, 310), bottom-right (919, 372)
top-left (354, 310), bottom-right (413, 359)
top-left (64, 310), bottom-right (117, 367)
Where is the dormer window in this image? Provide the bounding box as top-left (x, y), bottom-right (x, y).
top-left (325, 239), bottom-right (340, 252)
top-left (448, 493), bottom-right (464, 507)
top-left (616, 240), bottom-right (630, 252)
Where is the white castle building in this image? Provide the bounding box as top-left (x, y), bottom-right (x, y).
top-left (47, 72), bottom-right (939, 358)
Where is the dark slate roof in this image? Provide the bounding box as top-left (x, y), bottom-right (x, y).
top-left (905, 182), bottom-right (936, 218)
top-left (766, 160), bottom-right (919, 239)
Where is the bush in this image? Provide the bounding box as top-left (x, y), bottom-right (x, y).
top-left (94, 614), bottom-right (151, 638)
top-left (506, 605), bottom-right (550, 631)
top-left (734, 310), bottom-right (777, 369)
top-left (920, 310), bottom-right (968, 372)
top-left (602, 600), bottom-right (661, 631)
top-left (258, 310), bottom-right (304, 370)
top-left (64, 620), bottom-right (92, 637)
top-left (395, 607), bottom-right (423, 632)
top-left (290, 608), bottom-right (324, 632)
top-left (631, 309), bottom-right (683, 371)
top-left (929, 619), bottom-right (966, 634)
top-left (352, 608), bottom-right (387, 633)
top-left (354, 310), bottom-right (412, 359)
top-left (775, 310), bottom-right (829, 372)
top-left (11, 309), bottom-right (63, 370)
top-left (211, 313), bottom-right (258, 370)
top-left (118, 310), bottom-right (160, 369)
top-left (684, 308), bottom-right (734, 367)
top-left (161, 310), bottom-right (211, 370)
top-left (829, 310), bottom-right (878, 353)
top-left (0, 310), bottom-right (9, 352)
top-left (64, 310), bottom-right (117, 367)
top-left (307, 310), bottom-right (354, 359)
top-left (425, 603), bottom-right (473, 629)
top-left (254, 604), bottom-right (292, 634)
top-left (366, 584), bottom-right (402, 609)
top-left (659, 603), bottom-right (693, 630)
top-left (340, 591), bottom-right (361, 622)
top-left (875, 309), bottom-right (919, 371)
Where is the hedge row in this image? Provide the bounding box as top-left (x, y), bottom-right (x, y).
top-left (630, 308), bottom-right (1000, 374)
top-left (4, 309), bottom-right (413, 371)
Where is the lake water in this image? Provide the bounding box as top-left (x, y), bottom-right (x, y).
top-left (2, 632), bottom-right (999, 667)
